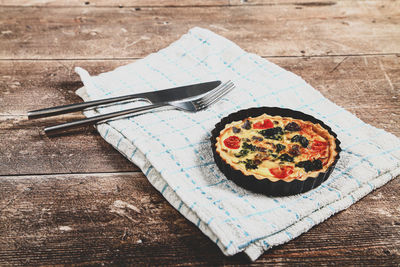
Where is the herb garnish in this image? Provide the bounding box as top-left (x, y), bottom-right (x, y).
top-left (259, 127), bottom-right (283, 140)
top-left (234, 149), bottom-right (249, 158)
top-left (278, 153), bottom-right (294, 162)
top-left (295, 159), bottom-right (323, 172)
top-left (242, 142), bottom-right (256, 151)
top-left (239, 159), bottom-right (260, 170)
top-left (291, 134), bottom-right (309, 148)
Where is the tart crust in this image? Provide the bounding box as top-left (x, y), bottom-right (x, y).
top-left (210, 107), bottom-right (341, 196)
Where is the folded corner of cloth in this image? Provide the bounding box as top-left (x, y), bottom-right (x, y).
top-left (75, 27), bottom-right (400, 261)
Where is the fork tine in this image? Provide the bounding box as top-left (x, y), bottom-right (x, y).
top-left (195, 81), bottom-right (234, 105)
top-left (196, 80), bottom-right (233, 104)
top-left (200, 83), bottom-right (235, 108)
top-left (198, 81), bottom-right (234, 104)
top-left (194, 81), bottom-right (235, 109)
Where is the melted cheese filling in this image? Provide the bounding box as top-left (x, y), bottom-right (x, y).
top-left (215, 114), bottom-right (337, 182)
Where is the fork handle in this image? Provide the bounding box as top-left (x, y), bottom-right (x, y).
top-left (44, 103), bottom-right (166, 135)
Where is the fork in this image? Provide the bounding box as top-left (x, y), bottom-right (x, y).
top-left (44, 80), bottom-right (235, 135)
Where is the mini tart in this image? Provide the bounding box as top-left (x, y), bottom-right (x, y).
top-left (210, 107), bottom-right (341, 196)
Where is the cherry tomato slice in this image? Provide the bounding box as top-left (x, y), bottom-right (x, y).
top-left (269, 166), bottom-right (294, 179)
top-left (253, 119), bottom-right (274, 129)
top-left (311, 140), bottom-right (328, 152)
top-left (223, 136), bottom-right (241, 149)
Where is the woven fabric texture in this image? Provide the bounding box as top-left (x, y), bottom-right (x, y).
top-left (75, 27), bottom-right (400, 261)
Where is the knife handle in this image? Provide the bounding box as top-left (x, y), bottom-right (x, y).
top-left (44, 103), bottom-right (166, 135)
top-left (27, 94), bottom-right (149, 119)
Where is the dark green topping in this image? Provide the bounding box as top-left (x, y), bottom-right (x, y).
top-left (242, 138), bottom-right (250, 142)
top-left (232, 127), bottom-right (241, 133)
top-left (234, 142), bottom-right (257, 157)
top-left (285, 122), bottom-right (301, 132)
top-left (234, 149), bottom-right (249, 158)
top-left (291, 134), bottom-right (309, 148)
top-left (275, 143), bottom-right (286, 153)
top-left (242, 120), bottom-right (252, 130)
top-left (278, 153), bottom-right (294, 162)
top-left (242, 142), bottom-right (256, 151)
top-left (259, 127), bottom-right (283, 140)
top-left (296, 159), bottom-right (323, 172)
top-left (240, 159), bottom-right (260, 170)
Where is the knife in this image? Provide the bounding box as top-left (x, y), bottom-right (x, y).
top-left (27, 80), bottom-right (222, 119)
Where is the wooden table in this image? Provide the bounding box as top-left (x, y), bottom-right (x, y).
top-left (1, 0), bottom-right (399, 265)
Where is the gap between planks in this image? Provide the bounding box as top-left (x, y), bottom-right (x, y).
top-left (0, 1), bottom-right (346, 9)
top-left (0, 53), bottom-right (399, 62)
top-left (0, 0), bottom-right (392, 9)
top-left (0, 171), bottom-right (144, 179)
top-left (0, 0), bottom-right (389, 9)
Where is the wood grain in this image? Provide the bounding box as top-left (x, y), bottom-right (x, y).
top-left (1, 55), bottom-right (399, 175)
top-left (0, 1), bottom-right (399, 59)
top-left (0, 173), bottom-right (399, 265)
top-left (1, 0), bottom-right (400, 265)
top-left (0, 60), bottom-right (132, 114)
top-left (0, 0), bottom-right (228, 6)
top-left (0, 60), bottom-right (138, 175)
top-left (0, 124), bottom-right (138, 175)
top-left (2, 56), bottom-right (399, 119)
top-left (0, 0), bottom-right (371, 7)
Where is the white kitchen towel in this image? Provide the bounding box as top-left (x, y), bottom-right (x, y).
top-left (75, 27), bottom-right (400, 261)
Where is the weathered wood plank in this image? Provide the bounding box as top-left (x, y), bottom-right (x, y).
top-left (272, 55), bottom-right (400, 135)
top-left (0, 123), bottom-right (138, 175)
top-left (0, 172), bottom-right (399, 265)
top-left (0, 1), bottom-right (399, 59)
top-left (0, 60), bottom-right (132, 114)
top-left (229, 0), bottom-right (379, 5)
top-left (1, 0), bottom-right (398, 265)
top-left (2, 56), bottom-right (399, 119)
top-left (0, 0), bottom-right (228, 6)
top-left (0, 0), bottom-right (378, 7)
top-left (0, 59), bottom-right (138, 174)
top-left (1, 55), bottom-right (399, 175)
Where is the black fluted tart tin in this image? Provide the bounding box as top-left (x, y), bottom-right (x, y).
top-left (210, 107), bottom-right (342, 196)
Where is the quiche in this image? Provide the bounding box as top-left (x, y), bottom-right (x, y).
top-left (215, 114), bottom-right (338, 183)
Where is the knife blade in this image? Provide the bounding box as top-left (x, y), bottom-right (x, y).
top-left (27, 80), bottom-right (222, 119)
